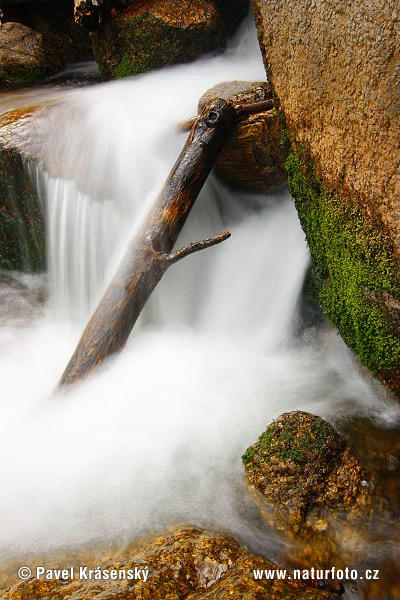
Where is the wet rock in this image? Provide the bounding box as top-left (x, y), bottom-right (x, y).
top-left (0, 1), bottom-right (92, 87)
top-left (3, 526), bottom-right (337, 599)
top-left (242, 411), bottom-right (380, 537)
top-left (0, 22), bottom-right (61, 87)
top-left (75, 0), bottom-right (249, 36)
top-left (0, 107), bottom-right (45, 271)
top-left (198, 81), bottom-right (287, 192)
top-left (90, 0), bottom-right (226, 80)
top-left (254, 0), bottom-right (400, 395)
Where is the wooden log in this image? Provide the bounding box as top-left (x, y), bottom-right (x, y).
top-left (59, 98), bottom-right (236, 387)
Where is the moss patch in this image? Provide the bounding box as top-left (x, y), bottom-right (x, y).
top-left (285, 149), bottom-right (400, 387)
top-left (0, 149), bottom-right (45, 271)
top-left (92, 7), bottom-right (225, 80)
top-left (242, 411), bottom-right (343, 466)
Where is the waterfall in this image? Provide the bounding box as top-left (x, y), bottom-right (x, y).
top-left (0, 17), bottom-right (398, 563)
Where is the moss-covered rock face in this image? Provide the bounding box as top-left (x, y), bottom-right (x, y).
top-left (0, 149), bottom-right (45, 271)
top-left (2, 526), bottom-right (337, 600)
top-left (286, 149), bottom-right (400, 393)
top-left (254, 0), bottom-right (400, 395)
top-left (0, 108), bottom-right (45, 272)
top-left (91, 0), bottom-right (226, 80)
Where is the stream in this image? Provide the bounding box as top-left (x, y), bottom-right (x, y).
top-left (0, 16), bottom-right (399, 599)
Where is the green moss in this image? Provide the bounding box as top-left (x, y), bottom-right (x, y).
top-left (241, 445), bottom-right (258, 464)
top-left (0, 149), bottom-right (45, 271)
top-left (0, 62), bottom-right (47, 88)
top-left (242, 412), bottom-right (343, 467)
top-left (92, 11), bottom-right (224, 80)
top-left (286, 149), bottom-right (400, 375)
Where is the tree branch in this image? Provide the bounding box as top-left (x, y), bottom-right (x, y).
top-left (164, 231), bottom-right (231, 265)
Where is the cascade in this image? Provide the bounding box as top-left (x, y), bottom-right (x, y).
top-left (0, 17), bottom-right (398, 572)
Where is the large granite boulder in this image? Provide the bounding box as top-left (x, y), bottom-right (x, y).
top-left (90, 0), bottom-right (226, 79)
top-left (254, 0), bottom-right (400, 395)
top-left (2, 526), bottom-right (338, 599)
top-left (198, 81), bottom-right (287, 192)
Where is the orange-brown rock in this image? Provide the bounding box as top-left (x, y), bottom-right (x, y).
top-left (254, 0), bottom-right (400, 394)
top-left (254, 0), bottom-right (399, 244)
top-left (90, 0), bottom-right (226, 79)
top-left (198, 81), bottom-right (287, 192)
top-left (243, 412), bottom-right (381, 536)
top-left (2, 527), bottom-right (337, 600)
top-left (243, 411), bottom-right (400, 597)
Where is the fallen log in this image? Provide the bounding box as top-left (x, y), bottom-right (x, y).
top-left (59, 98), bottom-right (236, 387)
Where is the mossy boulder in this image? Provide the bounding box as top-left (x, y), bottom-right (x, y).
top-left (243, 412), bottom-right (380, 536)
top-left (198, 81), bottom-right (287, 192)
top-left (2, 526), bottom-right (337, 600)
top-left (90, 0), bottom-right (226, 79)
top-left (254, 0), bottom-right (400, 396)
top-left (242, 412), bottom-right (387, 578)
top-left (0, 108), bottom-right (45, 271)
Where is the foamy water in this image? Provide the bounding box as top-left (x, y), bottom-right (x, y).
top-left (0, 17), bottom-right (399, 568)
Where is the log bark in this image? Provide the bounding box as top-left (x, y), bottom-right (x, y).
top-left (59, 98), bottom-right (236, 387)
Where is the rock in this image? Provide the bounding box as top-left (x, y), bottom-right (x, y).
top-left (198, 81), bottom-right (287, 192)
top-left (254, 0), bottom-right (400, 395)
top-left (0, 1), bottom-right (92, 87)
top-left (2, 526), bottom-right (338, 599)
top-left (75, 0), bottom-right (249, 36)
top-left (0, 107), bottom-right (45, 271)
top-left (0, 22), bottom-right (60, 87)
top-left (242, 411), bottom-right (386, 577)
top-left (242, 411), bottom-right (380, 536)
top-left (90, 0), bottom-right (226, 79)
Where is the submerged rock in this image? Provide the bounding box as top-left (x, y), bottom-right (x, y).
top-left (3, 526), bottom-right (338, 599)
top-left (254, 0), bottom-right (400, 395)
top-left (198, 81), bottom-right (287, 192)
top-left (91, 0), bottom-right (226, 79)
top-left (242, 411), bottom-right (380, 536)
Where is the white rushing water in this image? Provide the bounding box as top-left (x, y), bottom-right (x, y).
top-left (0, 17), bottom-right (399, 564)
